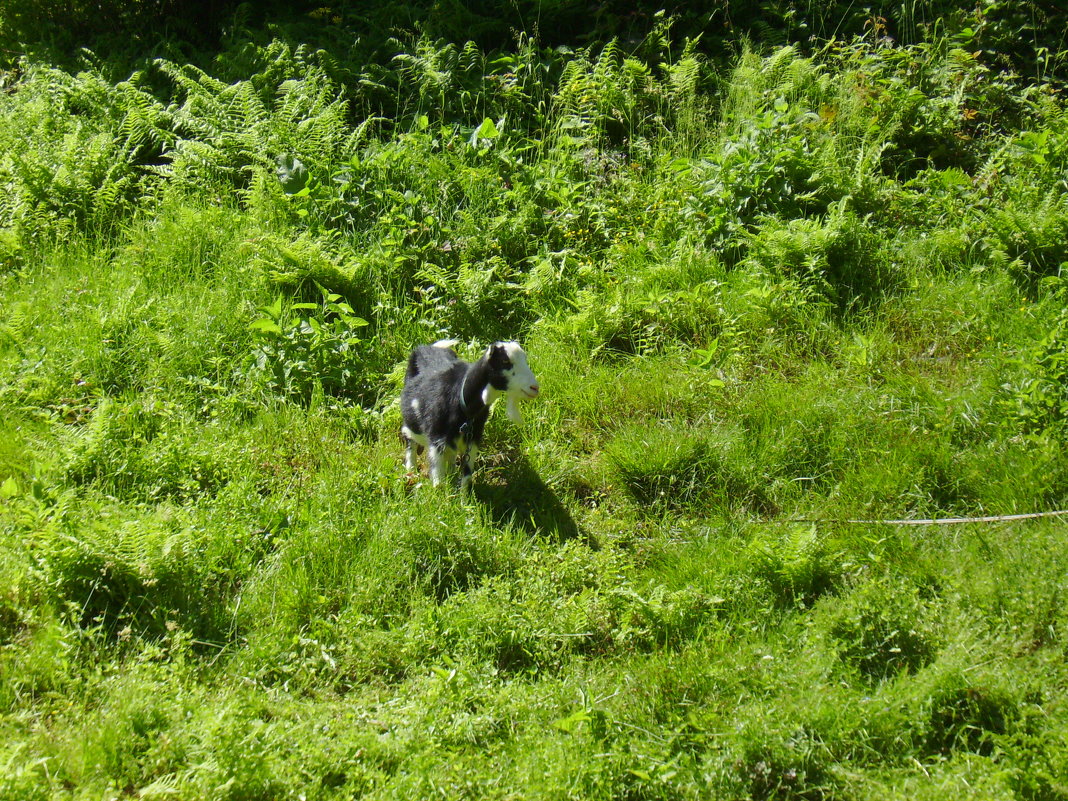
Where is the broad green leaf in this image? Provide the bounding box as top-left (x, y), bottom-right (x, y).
top-left (553, 709), bottom-right (590, 733)
top-left (476, 117), bottom-right (500, 139)
top-left (263, 296), bottom-right (284, 318)
top-left (0, 476), bottom-right (18, 499)
top-left (249, 319), bottom-right (282, 334)
top-left (470, 116), bottom-right (503, 148)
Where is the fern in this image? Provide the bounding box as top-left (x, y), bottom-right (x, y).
top-left (393, 36), bottom-right (459, 117)
top-left (765, 44), bottom-right (800, 88)
top-left (459, 40), bottom-right (484, 75)
top-left (986, 187), bottom-right (1068, 276)
top-left (748, 524), bottom-right (841, 606)
top-left (113, 74), bottom-right (177, 165)
top-left (148, 44), bottom-right (354, 200)
top-left (0, 64), bottom-right (158, 236)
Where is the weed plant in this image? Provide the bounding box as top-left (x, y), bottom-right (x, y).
top-left (2, 11), bottom-right (1068, 800)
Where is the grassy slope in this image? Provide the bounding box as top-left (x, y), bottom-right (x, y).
top-left (1, 22), bottom-right (1068, 801)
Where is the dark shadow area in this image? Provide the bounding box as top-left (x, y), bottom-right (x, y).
top-left (472, 453), bottom-right (587, 544)
top-left (10, 0), bottom-right (1065, 84)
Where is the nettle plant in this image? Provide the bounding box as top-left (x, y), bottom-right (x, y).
top-left (249, 286), bottom-right (369, 403)
top-left (1003, 286), bottom-right (1068, 437)
top-left (683, 99), bottom-right (820, 256)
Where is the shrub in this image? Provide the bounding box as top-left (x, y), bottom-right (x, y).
top-left (0, 67), bottom-right (141, 239)
top-left (986, 189), bottom-right (1068, 279)
top-left (744, 204), bottom-right (893, 313)
top-left (606, 422), bottom-right (711, 509)
top-left (153, 45), bottom-right (358, 201)
top-left (721, 724), bottom-right (836, 801)
top-left (62, 397), bottom-right (234, 502)
top-left (746, 524), bottom-right (843, 607)
top-left (1002, 299), bottom-right (1068, 436)
top-left (605, 422), bottom-right (765, 513)
top-left (685, 87), bottom-right (822, 255)
top-left (248, 288), bottom-right (370, 404)
top-left (924, 673), bottom-right (1016, 757)
top-left (822, 577), bottom-right (941, 682)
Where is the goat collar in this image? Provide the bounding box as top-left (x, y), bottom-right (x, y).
top-left (459, 371), bottom-right (471, 416)
top-left (458, 370), bottom-right (482, 419)
top-left (459, 355), bottom-right (497, 422)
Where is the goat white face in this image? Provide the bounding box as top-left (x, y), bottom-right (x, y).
top-left (487, 341), bottom-right (540, 422)
top-left (500, 341), bottom-right (539, 398)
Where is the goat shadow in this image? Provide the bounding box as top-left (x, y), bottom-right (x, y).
top-left (472, 453), bottom-right (586, 544)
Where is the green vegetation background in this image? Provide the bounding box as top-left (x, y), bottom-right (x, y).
top-left (2, 1), bottom-right (1068, 798)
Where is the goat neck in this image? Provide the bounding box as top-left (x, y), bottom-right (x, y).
top-left (459, 357), bottom-right (493, 419)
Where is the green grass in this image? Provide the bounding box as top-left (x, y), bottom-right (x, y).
top-left (2, 15), bottom-right (1068, 800)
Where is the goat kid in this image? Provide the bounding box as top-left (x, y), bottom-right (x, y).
top-left (401, 340), bottom-right (539, 489)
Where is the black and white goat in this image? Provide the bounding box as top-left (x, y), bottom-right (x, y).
top-left (401, 340), bottom-right (539, 489)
